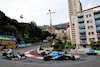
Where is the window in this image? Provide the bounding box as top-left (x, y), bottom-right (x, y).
top-left (72, 31), bottom-right (75, 32)
top-left (86, 15), bottom-right (88, 18)
top-left (88, 32), bottom-right (94, 35)
top-left (89, 14), bottom-right (91, 17)
top-left (87, 20), bottom-right (92, 23)
top-left (72, 29), bottom-right (75, 30)
top-left (83, 45), bottom-right (86, 48)
top-left (89, 38), bottom-right (95, 41)
top-left (88, 26), bottom-right (93, 29)
top-left (72, 35), bottom-right (75, 36)
top-left (86, 14), bottom-right (91, 18)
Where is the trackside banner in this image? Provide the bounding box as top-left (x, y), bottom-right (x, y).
top-left (84, 50), bottom-right (100, 54)
top-left (26, 43), bottom-right (32, 47)
top-left (94, 50), bottom-right (100, 54)
top-left (0, 35), bottom-right (17, 42)
top-left (17, 44), bottom-right (26, 48)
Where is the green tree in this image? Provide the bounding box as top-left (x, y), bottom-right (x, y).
top-left (41, 31), bottom-right (51, 40)
top-left (53, 39), bottom-right (64, 51)
top-left (46, 36), bottom-right (53, 46)
top-left (1, 25), bottom-right (17, 36)
top-left (90, 41), bottom-right (100, 49)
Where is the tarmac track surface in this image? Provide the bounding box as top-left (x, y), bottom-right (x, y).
top-left (0, 44), bottom-right (100, 67)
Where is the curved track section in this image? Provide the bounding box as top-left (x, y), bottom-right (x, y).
top-left (24, 49), bottom-right (43, 59)
top-left (0, 44), bottom-right (100, 67)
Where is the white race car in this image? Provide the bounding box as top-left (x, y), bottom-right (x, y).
top-left (2, 49), bottom-right (26, 60)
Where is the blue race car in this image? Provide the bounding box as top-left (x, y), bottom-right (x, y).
top-left (86, 50), bottom-right (98, 55)
top-left (42, 52), bottom-right (80, 61)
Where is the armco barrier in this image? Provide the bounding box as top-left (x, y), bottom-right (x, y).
top-left (26, 43), bottom-right (32, 47)
top-left (0, 42), bottom-right (40, 51)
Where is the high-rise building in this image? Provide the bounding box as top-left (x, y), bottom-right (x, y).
top-left (68, 0), bottom-right (82, 44)
top-left (74, 5), bottom-right (100, 50)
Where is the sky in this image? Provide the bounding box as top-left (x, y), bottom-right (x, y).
top-left (0, 0), bottom-right (100, 26)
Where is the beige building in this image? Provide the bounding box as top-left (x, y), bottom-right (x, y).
top-left (74, 6), bottom-right (100, 49)
top-left (68, 0), bottom-right (82, 44)
top-left (38, 25), bottom-right (55, 34)
top-left (55, 29), bottom-right (66, 39)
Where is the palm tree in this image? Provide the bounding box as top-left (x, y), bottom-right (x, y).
top-left (90, 41), bottom-right (100, 49)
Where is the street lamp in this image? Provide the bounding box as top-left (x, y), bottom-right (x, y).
top-left (47, 10), bottom-right (55, 26)
top-left (20, 15), bottom-right (23, 22)
top-left (47, 10), bottom-right (55, 34)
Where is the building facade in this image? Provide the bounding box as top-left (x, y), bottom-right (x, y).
top-left (68, 0), bottom-right (82, 44)
top-left (38, 25), bottom-right (55, 34)
top-left (74, 6), bottom-right (100, 49)
top-left (55, 29), bottom-right (66, 39)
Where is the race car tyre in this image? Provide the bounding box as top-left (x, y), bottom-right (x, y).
top-left (2, 53), bottom-right (7, 56)
top-left (20, 54), bottom-right (25, 57)
top-left (44, 56), bottom-right (49, 61)
top-left (76, 58), bottom-right (80, 61)
top-left (86, 53), bottom-right (97, 55)
top-left (68, 56), bottom-right (71, 60)
top-left (41, 52), bottom-right (47, 56)
top-left (71, 56), bottom-right (75, 60)
top-left (78, 58), bottom-right (80, 61)
top-left (9, 56), bottom-right (13, 60)
top-left (63, 56), bottom-right (66, 60)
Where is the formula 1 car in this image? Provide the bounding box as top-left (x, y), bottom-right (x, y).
top-left (86, 50), bottom-right (98, 55)
top-left (2, 49), bottom-right (27, 60)
top-left (41, 52), bottom-right (80, 61)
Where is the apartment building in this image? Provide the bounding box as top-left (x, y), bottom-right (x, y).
top-left (74, 6), bottom-right (100, 49)
top-left (68, 0), bottom-right (82, 44)
top-left (55, 29), bottom-right (66, 39)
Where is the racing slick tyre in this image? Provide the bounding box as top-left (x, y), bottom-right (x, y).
top-left (68, 56), bottom-right (71, 60)
top-left (71, 56), bottom-right (75, 60)
top-left (2, 53), bottom-right (7, 56)
top-left (41, 52), bottom-right (47, 56)
top-left (9, 56), bottom-right (13, 60)
top-left (44, 56), bottom-right (49, 61)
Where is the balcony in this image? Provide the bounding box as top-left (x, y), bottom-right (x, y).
top-left (96, 27), bottom-right (100, 32)
top-left (93, 10), bottom-right (100, 13)
top-left (78, 18), bottom-right (84, 23)
top-left (94, 14), bottom-right (100, 19)
top-left (97, 34), bottom-right (100, 38)
top-left (79, 23), bottom-right (85, 29)
top-left (77, 14), bottom-right (84, 18)
top-left (79, 29), bottom-right (86, 34)
top-left (80, 35), bottom-right (87, 39)
top-left (95, 20), bottom-right (100, 26)
top-left (80, 43), bottom-right (87, 45)
top-left (80, 41), bottom-right (87, 45)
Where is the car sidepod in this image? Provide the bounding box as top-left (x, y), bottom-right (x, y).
top-left (74, 55), bottom-right (80, 60)
top-left (55, 55), bottom-right (63, 59)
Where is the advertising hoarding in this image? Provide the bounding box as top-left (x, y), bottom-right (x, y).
top-left (94, 50), bottom-right (100, 54)
top-left (0, 35), bottom-right (17, 42)
top-left (17, 44), bottom-right (26, 48)
top-left (26, 43), bottom-right (32, 47)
